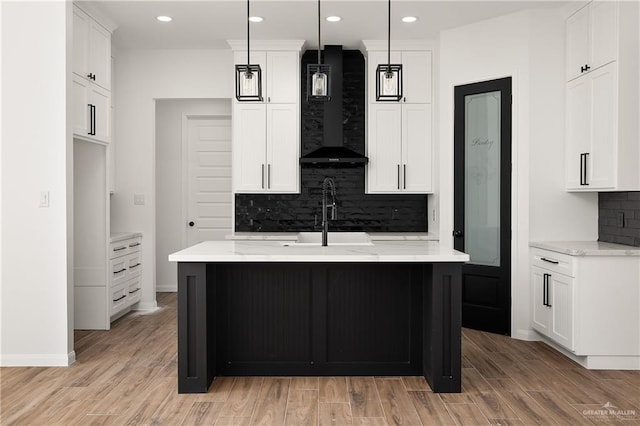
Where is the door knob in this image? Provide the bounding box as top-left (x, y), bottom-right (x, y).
top-left (452, 230), bottom-right (463, 238)
top-left (188, 221), bottom-right (195, 227)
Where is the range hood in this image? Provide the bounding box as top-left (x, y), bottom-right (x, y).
top-left (300, 45), bottom-right (369, 166)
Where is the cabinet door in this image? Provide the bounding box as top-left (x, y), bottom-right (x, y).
top-left (590, 1), bottom-right (617, 72)
top-left (89, 85), bottom-right (111, 143)
top-left (88, 20), bottom-right (111, 91)
top-left (266, 104), bottom-right (299, 192)
top-left (588, 62), bottom-right (617, 189)
top-left (367, 104), bottom-right (402, 192)
top-left (401, 104), bottom-right (432, 193)
top-left (367, 50), bottom-right (402, 104)
top-left (402, 51), bottom-right (432, 104)
top-left (531, 267), bottom-right (550, 335)
top-left (72, 6), bottom-right (90, 79)
top-left (566, 5), bottom-right (589, 81)
top-left (549, 273), bottom-right (574, 351)
top-left (565, 77), bottom-right (590, 190)
top-left (233, 51), bottom-right (267, 103)
top-left (266, 51), bottom-right (298, 104)
top-left (233, 104), bottom-right (267, 192)
top-left (72, 75), bottom-right (90, 137)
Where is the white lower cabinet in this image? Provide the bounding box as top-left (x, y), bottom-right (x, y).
top-left (531, 246), bottom-right (640, 369)
top-left (108, 234), bottom-right (143, 319)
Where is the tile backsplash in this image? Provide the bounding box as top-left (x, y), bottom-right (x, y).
top-left (598, 192), bottom-right (640, 246)
top-left (235, 49), bottom-right (428, 233)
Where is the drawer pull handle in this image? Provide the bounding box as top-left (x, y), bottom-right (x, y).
top-left (129, 242), bottom-right (141, 247)
top-left (113, 246), bottom-right (127, 252)
top-left (113, 295), bottom-right (126, 302)
top-left (114, 268), bottom-right (127, 274)
top-left (129, 288), bottom-right (141, 294)
top-left (130, 263), bottom-right (141, 268)
top-left (541, 257), bottom-right (559, 265)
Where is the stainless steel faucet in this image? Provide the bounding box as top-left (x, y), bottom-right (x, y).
top-left (321, 177), bottom-right (337, 246)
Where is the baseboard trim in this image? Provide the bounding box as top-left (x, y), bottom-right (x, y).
top-left (1, 351), bottom-right (76, 367)
top-left (512, 329), bottom-right (541, 341)
top-left (156, 285), bottom-right (177, 292)
top-left (134, 300), bottom-right (159, 313)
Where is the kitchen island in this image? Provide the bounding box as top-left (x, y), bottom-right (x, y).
top-left (169, 239), bottom-right (469, 393)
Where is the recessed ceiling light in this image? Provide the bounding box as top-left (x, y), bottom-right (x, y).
top-left (249, 16), bottom-right (263, 22)
top-left (326, 16), bottom-right (342, 22)
top-left (402, 16), bottom-right (418, 23)
top-left (156, 15), bottom-right (172, 22)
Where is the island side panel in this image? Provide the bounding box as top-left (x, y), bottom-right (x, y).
top-left (177, 262), bottom-right (216, 393)
top-left (423, 263), bottom-right (462, 393)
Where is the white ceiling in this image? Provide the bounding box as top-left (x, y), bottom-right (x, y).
top-left (92, 0), bottom-right (569, 50)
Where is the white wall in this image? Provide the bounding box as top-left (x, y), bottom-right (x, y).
top-left (1, 1), bottom-right (74, 366)
top-left (439, 8), bottom-right (597, 341)
top-left (155, 99), bottom-right (231, 292)
top-left (112, 49), bottom-right (232, 309)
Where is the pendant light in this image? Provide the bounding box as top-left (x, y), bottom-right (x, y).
top-left (235, 0), bottom-right (262, 101)
top-left (307, 0), bottom-right (331, 102)
top-left (376, 0), bottom-right (402, 101)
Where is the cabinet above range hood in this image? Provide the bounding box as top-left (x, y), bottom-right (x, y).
top-left (300, 45), bottom-right (369, 166)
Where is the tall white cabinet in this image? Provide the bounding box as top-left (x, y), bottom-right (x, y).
top-left (228, 41), bottom-right (304, 193)
top-left (565, 1), bottom-right (639, 191)
top-left (362, 42), bottom-right (434, 194)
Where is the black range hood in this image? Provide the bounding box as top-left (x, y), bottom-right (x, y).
top-left (300, 45), bottom-right (368, 166)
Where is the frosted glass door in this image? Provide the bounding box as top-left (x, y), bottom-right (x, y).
top-left (464, 91), bottom-right (501, 267)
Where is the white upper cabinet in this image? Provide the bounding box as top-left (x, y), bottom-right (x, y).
top-left (565, 1), bottom-right (639, 191)
top-left (73, 5), bottom-right (111, 91)
top-left (566, 1), bottom-right (617, 82)
top-left (232, 50), bottom-right (299, 104)
top-left (363, 42), bottom-right (434, 194)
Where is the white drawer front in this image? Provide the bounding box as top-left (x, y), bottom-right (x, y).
top-left (126, 278), bottom-right (141, 305)
top-left (127, 238), bottom-right (142, 253)
top-left (110, 257), bottom-right (128, 286)
top-left (109, 241), bottom-right (129, 259)
top-left (127, 253), bottom-right (142, 279)
top-left (531, 248), bottom-right (576, 277)
top-left (110, 283), bottom-right (128, 315)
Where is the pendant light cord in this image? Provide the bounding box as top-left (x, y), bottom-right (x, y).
top-left (247, 0), bottom-right (250, 65)
top-left (317, 0), bottom-right (321, 64)
top-left (387, 0), bottom-right (391, 66)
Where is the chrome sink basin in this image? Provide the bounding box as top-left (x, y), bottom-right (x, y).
top-left (281, 232), bottom-right (373, 246)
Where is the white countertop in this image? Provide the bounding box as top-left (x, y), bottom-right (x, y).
top-left (169, 240), bottom-right (468, 263)
top-left (226, 232), bottom-right (439, 241)
top-left (110, 232), bottom-right (143, 243)
top-left (530, 241), bottom-right (640, 257)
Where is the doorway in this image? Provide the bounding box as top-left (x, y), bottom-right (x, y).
top-left (453, 77), bottom-right (512, 335)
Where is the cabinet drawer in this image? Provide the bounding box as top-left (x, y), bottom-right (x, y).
top-left (127, 253), bottom-right (142, 279)
top-left (126, 278), bottom-right (141, 305)
top-left (531, 248), bottom-right (576, 277)
top-left (109, 241), bottom-right (130, 258)
top-left (110, 282), bottom-right (128, 315)
top-left (110, 257), bottom-right (128, 286)
top-left (127, 237), bottom-right (142, 253)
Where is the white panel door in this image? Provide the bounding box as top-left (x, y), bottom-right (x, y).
top-left (590, 1), bottom-right (617, 72)
top-left (402, 51), bottom-right (432, 104)
top-left (367, 103), bottom-right (402, 192)
top-left (549, 273), bottom-right (574, 351)
top-left (72, 74), bottom-right (90, 137)
top-left (187, 117), bottom-right (233, 246)
top-left (89, 85), bottom-right (111, 144)
top-left (531, 267), bottom-right (550, 335)
top-left (72, 6), bottom-right (89, 79)
top-left (233, 104), bottom-right (266, 192)
top-left (402, 103), bottom-right (432, 193)
top-left (88, 19), bottom-right (111, 91)
top-left (565, 77), bottom-right (590, 189)
top-left (566, 5), bottom-right (589, 81)
top-left (266, 51), bottom-right (299, 103)
top-left (588, 62), bottom-right (617, 189)
top-left (266, 104), bottom-right (299, 193)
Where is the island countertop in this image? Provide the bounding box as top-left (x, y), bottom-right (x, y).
top-left (168, 240), bottom-right (469, 263)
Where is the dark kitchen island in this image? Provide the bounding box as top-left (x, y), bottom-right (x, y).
top-left (169, 239), bottom-right (469, 393)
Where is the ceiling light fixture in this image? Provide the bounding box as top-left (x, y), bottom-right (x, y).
top-left (376, 0), bottom-right (402, 101)
top-left (307, 0), bottom-right (331, 102)
top-left (235, 0), bottom-right (262, 101)
top-left (156, 16), bottom-right (172, 22)
top-left (249, 16), bottom-right (263, 22)
top-left (326, 16), bottom-right (341, 22)
top-left (402, 16), bottom-right (417, 23)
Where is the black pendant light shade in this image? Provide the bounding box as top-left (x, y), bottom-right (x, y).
top-left (235, 0), bottom-right (263, 101)
top-left (307, 0), bottom-right (331, 102)
top-left (376, 0), bottom-right (402, 101)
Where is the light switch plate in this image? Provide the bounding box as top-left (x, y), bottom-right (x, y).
top-left (39, 191), bottom-right (50, 208)
top-left (134, 194), bottom-right (145, 205)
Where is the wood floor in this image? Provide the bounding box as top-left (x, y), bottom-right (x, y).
top-left (1, 293), bottom-right (639, 425)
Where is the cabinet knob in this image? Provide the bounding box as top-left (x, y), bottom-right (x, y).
top-left (452, 230), bottom-right (463, 238)
top-left (188, 221), bottom-right (195, 227)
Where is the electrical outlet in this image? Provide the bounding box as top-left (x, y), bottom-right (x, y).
top-left (617, 211), bottom-right (625, 228)
top-left (134, 194), bottom-right (145, 205)
top-left (391, 208), bottom-right (399, 219)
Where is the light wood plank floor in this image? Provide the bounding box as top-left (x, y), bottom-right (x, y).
top-left (1, 293), bottom-right (639, 425)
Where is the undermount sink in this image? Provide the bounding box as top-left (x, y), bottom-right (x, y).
top-left (281, 232), bottom-right (373, 246)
